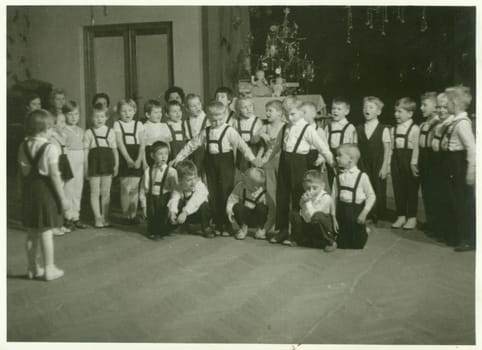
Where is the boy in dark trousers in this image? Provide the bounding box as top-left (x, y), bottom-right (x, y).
top-left (390, 97), bottom-right (420, 230)
top-left (356, 96), bottom-right (391, 224)
top-left (332, 144), bottom-right (376, 249)
top-left (140, 141), bottom-right (178, 240)
top-left (171, 101), bottom-right (258, 237)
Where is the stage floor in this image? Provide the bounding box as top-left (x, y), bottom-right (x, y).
top-left (7, 221), bottom-right (475, 344)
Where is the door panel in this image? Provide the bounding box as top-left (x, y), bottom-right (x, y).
top-left (93, 36), bottom-right (125, 108)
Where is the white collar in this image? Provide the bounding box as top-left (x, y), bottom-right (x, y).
top-left (343, 165), bottom-right (359, 174)
top-left (365, 118), bottom-right (379, 127)
top-left (332, 117), bottom-right (348, 126)
top-left (398, 119), bottom-right (413, 128)
top-left (291, 118), bottom-right (306, 127)
top-left (454, 111), bottom-right (468, 120)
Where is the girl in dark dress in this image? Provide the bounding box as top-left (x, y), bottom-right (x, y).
top-left (17, 109), bottom-right (68, 281)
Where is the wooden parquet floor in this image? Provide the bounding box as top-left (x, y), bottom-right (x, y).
top-left (6, 221), bottom-right (475, 344)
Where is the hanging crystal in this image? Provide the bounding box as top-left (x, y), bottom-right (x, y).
top-left (420, 7), bottom-right (428, 32)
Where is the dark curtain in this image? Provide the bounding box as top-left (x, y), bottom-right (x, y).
top-left (202, 6), bottom-right (250, 102)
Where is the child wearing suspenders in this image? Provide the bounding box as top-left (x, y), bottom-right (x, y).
top-left (235, 97), bottom-right (263, 172)
top-left (417, 92), bottom-right (439, 236)
top-left (114, 99), bottom-right (145, 224)
top-left (185, 94), bottom-right (209, 178)
top-left (332, 144), bottom-right (376, 249)
top-left (390, 98), bottom-right (420, 230)
top-left (141, 141), bottom-right (178, 240)
top-left (227, 167), bottom-right (269, 240)
top-left (443, 86), bottom-right (475, 252)
top-left (166, 100), bottom-right (188, 160)
top-left (260, 101), bottom-right (334, 246)
top-left (172, 101), bottom-right (258, 237)
top-left (84, 107), bottom-right (118, 228)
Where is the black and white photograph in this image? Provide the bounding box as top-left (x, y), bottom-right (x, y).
top-left (4, 3), bottom-right (478, 348)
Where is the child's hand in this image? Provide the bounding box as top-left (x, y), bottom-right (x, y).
top-left (301, 192), bottom-right (311, 203)
top-left (378, 167), bottom-right (388, 180)
top-left (260, 133), bottom-right (270, 143)
top-left (314, 157), bottom-right (324, 167)
top-left (141, 207), bottom-right (148, 220)
top-left (227, 208), bottom-right (235, 224)
top-left (169, 159), bottom-right (178, 168)
top-left (333, 218), bottom-right (339, 233)
top-left (320, 163), bottom-right (327, 173)
top-left (410, 164), bottom-right (419, 177)
top-left (113, 166), bottom-right (119, 177)
top-left (177, 210), bottom-right (188, 224)
top-left (134, 158), bottom-right (142, 169)
top-left (127, 158), bottom-right (135, 168)
top-left (357, 211), bottom-right (368, 224)
top-left (466, 170), bottom-right (475, 186)
top-left (61, 198), bottom-right (70, 214)
top-left (252, 158), bottom-right (263, 168)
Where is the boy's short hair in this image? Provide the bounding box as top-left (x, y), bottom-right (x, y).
top-left (363, 96), bottom-right (384, 110)
top-left (25, 109), bottom-right (52, 137)
top-left (332, 96), bottom-right (351, 108)
top-left (265, 99), bottom-right (284, 112)
top-left (395, 97), bottom-right (417, 113)
top-left (301, 101), bottom-right (318, 112)
top-left (436, 92), bottom-right (448, 103)
top-left (166, 100), bottom-right (183, 113)
top-left (206, 100), bottom-right (225, 115)
top-left (164, 86), bottom-right (185, 103)
top-left (176, 160), bottom-right (198, 179)
top-left (117, 98), bottom-right (137, 112)
top-left (144, 99), bottom-right (163, 115)
top-left (338, 143), bottom-right (361, 163)
top-left (215, 87), bottom-right (233, 101)
top-left (303, 169), bottom-right (324, 185)
top-left (185, 93), bottom-right (202, 105)
top-left (421, 91), bottom-right (438, 103)
top-left (150, 141), bottom-right (170, 155)
top-left (236, 96), bottom-right (253, 109)
top-left (445, 85), bottom-right (472, 109)
top-left (92, 92), bottom-right (110, 107)
top-left (246, 167), bottom-right (266, 185)
top-left (289, 99), bottom-right (304, 111)
top-left (61, 100), bottom-right (78, 115)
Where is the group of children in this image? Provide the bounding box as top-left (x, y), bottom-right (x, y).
top-left (17, 84), bottom-right (476, 281)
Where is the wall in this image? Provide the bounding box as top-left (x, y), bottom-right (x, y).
top-left (6, 7), bottom-right (32, 87)
top-left (25, 6), bottom-right (203, 124)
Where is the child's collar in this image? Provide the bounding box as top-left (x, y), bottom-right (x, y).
top-left (342, 165), bottom-right (359, 174)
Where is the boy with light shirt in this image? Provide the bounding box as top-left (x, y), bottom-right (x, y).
top-left (167, 160), bottom-right (213, 237)
top-left (171, 101), bottom-right (259, 237)
top-left (185, 94), bottom-right (209, 177)
top-left (325, 97), bottom-right (357, 188)
top-left (143, 99), bottom-right (172, 167)
top-left (215, 87), bottom-right (236, 126)
top-left (227, 167), bottom-right (270, 240)
top-left (332, 144), bottom-right (376, 249)
top-left (259, 100), bottom-right (334, 245)
top-left (390, 97), bottom-right (420, 230)
top-left (290, 170), bottom-right (337, 251)
top-left (356, 96), bottom-right (391, 224)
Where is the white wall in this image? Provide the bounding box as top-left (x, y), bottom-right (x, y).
top-left (27, 6), bottom-right (203, 124)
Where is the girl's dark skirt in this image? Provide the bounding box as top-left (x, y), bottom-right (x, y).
top-left (88, 147), bottom-right (115, 177)
top-left (118, 144), bottom-right (143, 177)
top-left (22, 176), bottom-right (63, 230)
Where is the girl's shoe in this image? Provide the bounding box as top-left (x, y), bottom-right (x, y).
top-left (52, 228), bottom-right (65, 236)
top-left (74, 221), bottom-right (88, 229)
top-left (402, 217), bottom-right (417, 230)
top-left (324, 242), bottom-right (337, 253)
top-left (391, 216), bottom-right (406, 229)
top-left (27, 265), bottom-right (45, 280)
top-left (255, 228), bottom-right (266, 240)
top-left (45, 265), bottom-right (64, 281)
top-left (282, 239), bottom-right (294, 246)
top-left (235, 226), bottom-right (248, 240)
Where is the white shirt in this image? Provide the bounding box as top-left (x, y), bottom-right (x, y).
top-left (142, 164), bottom-right (178, 196)
top-left (143, 121), bottom-right (172, 146)
top-left (234, 115), bottom-right (263, 143)
top-left (167, 120), bottom-right (187, 141)
top-left (185, 112), bottom-right (209, 139)
top-left (114, 120), bottom-right (144, 145)
top-left (18, 136), bottom-right (60, 176)
top-left (324, 118), bottom-right (357, 149)
top-left (300, 190), bottom-right (332, 223)
top-left (263, 118), bottom-right (333, 165)
top-left (446, 112), bottom-right (475, 176)
top-left (391, 119), bottom-right (420, 165)
top-left (84, 126), bottom-right (117, 149)
top-left (332, 166), bottom-right (375, 204)
top-left (168, 180), bottom-right (209, 216)
top-left (364, 119), bottom-right (391, 142)
top-left (174, 123), bottom-right (256, 162)
top-left (227, 182), bottom-right (267, 212)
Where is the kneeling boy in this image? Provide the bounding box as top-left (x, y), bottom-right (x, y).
top-left (167, 160), bottom-right (213, 237)
top-left (290, 170), bottom-right (337, 251)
